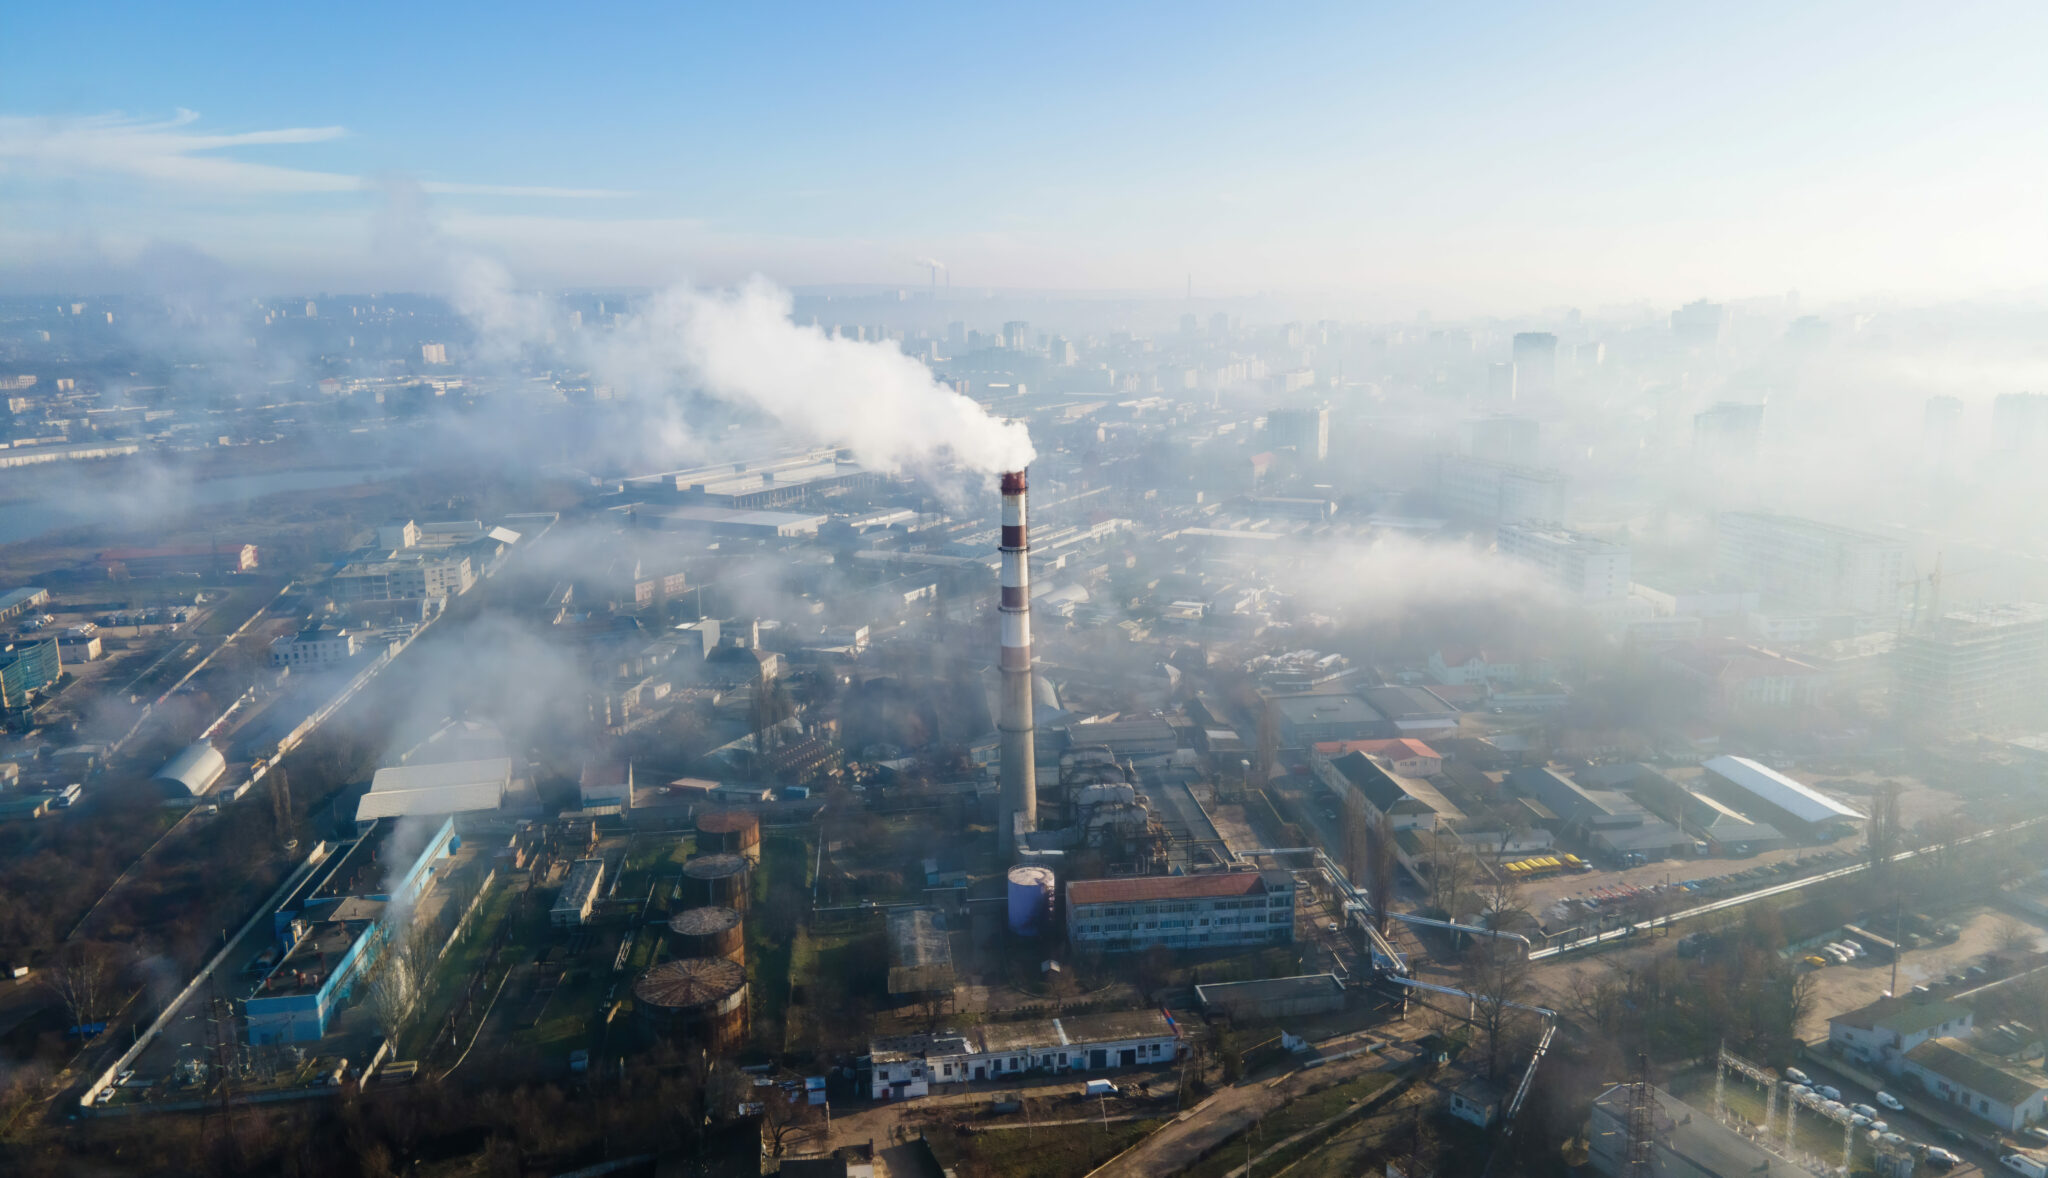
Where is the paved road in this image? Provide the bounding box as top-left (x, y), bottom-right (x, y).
top-left (1530, 818), bottom-right (2048, 960)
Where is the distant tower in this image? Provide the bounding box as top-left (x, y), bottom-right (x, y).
top-left (1511, 333), bottom-right (1557, 401)
top-left (998, 470), bottom-right (1037, 853)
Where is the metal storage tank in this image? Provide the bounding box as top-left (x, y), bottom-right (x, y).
top-left (695, 811), bottom-right (762, 862)
top-left (633, 957), bottom-right (749, 1048)
top-left (667, 905), bottom-right (745, 964)
top-left (683, 852), bottom-right (752, 910)
top-left (1007, 865), bottom-right (1055, 937)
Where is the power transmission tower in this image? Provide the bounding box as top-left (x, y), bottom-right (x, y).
top-left (1626, 1053), bottom-right (1655, 1178)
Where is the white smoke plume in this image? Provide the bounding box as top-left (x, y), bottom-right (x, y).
top-left (593, 279), bottom-right (1033, 476)
top-left (444, 256), bottom-right (1033, 478)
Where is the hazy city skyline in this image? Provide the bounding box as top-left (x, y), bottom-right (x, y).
top-left (5, 2), bottom-right (2045, 310)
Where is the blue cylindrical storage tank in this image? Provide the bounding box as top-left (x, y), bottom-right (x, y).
top-left (1007, 865), bottom-right (1054, 937)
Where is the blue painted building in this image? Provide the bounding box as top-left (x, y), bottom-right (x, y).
top-left (246, 816), bottom-right (460, 1045)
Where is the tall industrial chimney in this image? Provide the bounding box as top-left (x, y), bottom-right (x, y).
top-left (998, 469), bottom-right (1037, 853)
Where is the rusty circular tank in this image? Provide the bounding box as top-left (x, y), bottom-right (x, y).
top-left (632, 957), bottom-right (749, 1048)
top-left (694, 810), bottom-right (762, 862)
top-left (666, 905), bottom-right (745, 964)
top-left (683, 852), bottom-right (752, 910)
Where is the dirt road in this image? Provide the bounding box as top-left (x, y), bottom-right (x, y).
top-left (1088, 1031), bottom-right (1415, 1178)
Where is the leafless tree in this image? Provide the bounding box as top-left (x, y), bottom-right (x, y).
top-left (1423, 827), bottom-right (1472, 915)
top-left (1478, 870), bottom-right (1526, 933)
top-left (1993, 915), bottom-right (2038, 954)
top-left (1368, 811), bottom-right (1398, 936)
top-left (760, 1087), bottom-right (818, 1158)
top-left (43, 941), bottom-right (124, 1033)
top-left (360, 932), bottom-right (418, 1040)
top-left (1866, 780), bottom-right (1902, 871)
top-left (1463, 938), bottom-right (1534, 1082)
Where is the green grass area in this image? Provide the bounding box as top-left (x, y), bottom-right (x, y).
top-left (1178, 1070), bottom-right (1400, 1178)
top-left (527, 965), bottom-right (612, 1052)
top-left (784, 922), bottom-right (887, 1055)
top-left (622, 834), bottom-right (695, 877)
top-left (393, 886), bottom-right (521, 1062)
top-left (746, 835), bottom-right (808, 1052)
top-left (924, 1118), bottom-right (1164, 1178)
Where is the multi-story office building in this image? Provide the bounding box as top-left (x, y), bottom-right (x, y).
top-left (1438, 456), bottom-right (1569, 525)
top-left (1895, 604), bottom-right (2048, 734)
top-left (1066, 870), bottom-right (1296, 953)
top-left (1511, 333), bottom-right (1557, 400)
top-left (1715, 511), bottom-right (1904, 617)
top-left (268, 624), bottom-right (360, 668)
top-left (1495, 523), bottom-right (1630, 601)
top-left (330, 553), bottom-right (476, 601)
top-left (1267, 405), bottom-right (1330, 460)
top-left (0, 638), bottom-right (61, 709)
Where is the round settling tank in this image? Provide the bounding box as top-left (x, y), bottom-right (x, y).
top-left (1007, 865), bottom-right (1055, 937)
top-left (633, 957), bottom-right (749, 1049)
top-left (683, 852), bottom-right (752, 911)
top-left (667, 905), bottom-right (745, 964)
top-left (695, 811), bottom-right (762, 862)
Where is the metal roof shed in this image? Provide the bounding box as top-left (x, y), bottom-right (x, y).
top-left (153, 741), bottom-right (227, 797)
top-left (1701, 755), bottom-right (1864, 825)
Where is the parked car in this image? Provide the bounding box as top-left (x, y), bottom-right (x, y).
top-left (1851, 1103), bottom-right (1878, 1119)
top-left (1815, 1085), bottom-right (1842, 1101)
top-left (1925, 1147), bottom-right (1961, 1170)
top-left (2027, 1127), bottom-right (2048, 1145)
top-left (1876, 1091), bottom-right (1905, 1111)
top-left (2001, 1154), bottom-right (2048, 1178)
top-left (1785, 1068), bottom-right (1811, 1085)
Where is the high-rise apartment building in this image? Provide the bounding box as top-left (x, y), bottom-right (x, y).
top-left (1693, 402), bottom-right (1766, 464)
top-left (1463, 416), bottom-right (1539, 465)
top-left (1511, 333), bottom-right (1557, 400)
top-left (1895, 604), bottom-right (2048, 733)
top-left (1924, 396), bottom-right (1963, 471)
top-left (1715, 512), bottom-right (1904, 617)
top-left (1496, 523), bottom-right (1630, 602)
top-left (1267, 406), bottom-right (1330, 460)
top-left (1672, 300), bottom-right (1725, 345)
top-left (1992, 393), bottom-right (2048, 453)
top-left (1487, 361), bottom-right (1518, 403)
top-left (420, 342), bottom-right (448, 365)
top-left (1437, 456), bottom-right (1569, 525)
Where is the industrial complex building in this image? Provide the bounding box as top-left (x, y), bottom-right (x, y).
top-left (869, 1009), bottom-right (1182, 1099)
top-left (245, 816), bottom-right (460, 1044)
top-left (1698, 754), bottom-right (1863, 840)
top-left (1066, 870), bottom-right (1296, 953)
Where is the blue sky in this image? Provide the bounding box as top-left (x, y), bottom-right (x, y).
top-left (2, 1), bottom-right (2043, 309)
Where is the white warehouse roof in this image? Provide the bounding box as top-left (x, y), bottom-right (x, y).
top-left (153, 741), bottom-right (227, 797)
top-left (1702, 755), bottom-right (1864, 825)
top-left (355, 756), bottom-right (511, 822)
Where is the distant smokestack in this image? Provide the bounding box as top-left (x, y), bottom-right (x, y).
top-left (999, 469), bottom-right (1037, 854)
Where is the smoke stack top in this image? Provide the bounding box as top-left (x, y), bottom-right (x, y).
top-left (1001, 469), bottom-right (1027, 496)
